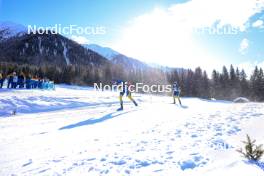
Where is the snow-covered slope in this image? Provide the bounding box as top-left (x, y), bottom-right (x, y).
top-left (84, 44), bottom-right (119, 60)
top-left (0, 85), bottom-right (264, 176)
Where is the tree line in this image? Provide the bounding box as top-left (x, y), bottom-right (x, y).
top-left (0, 62), bottom-right (263, 101)
top-left (167, 65), bottom-right (264, 101)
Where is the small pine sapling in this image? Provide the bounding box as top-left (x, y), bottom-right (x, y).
top-left (237, 134), bottom-right (264, 161)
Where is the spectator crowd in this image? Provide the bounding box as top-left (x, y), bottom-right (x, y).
top-left (0, 71), bottom-right (55, 90)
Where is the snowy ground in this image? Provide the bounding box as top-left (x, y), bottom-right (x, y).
top-left (0, 85), bottom-right (264, 176)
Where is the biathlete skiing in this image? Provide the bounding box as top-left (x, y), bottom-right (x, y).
top-left (114, 80), bottom-right (138, 111)
top-left (172, 81), bottom-right (182, 105)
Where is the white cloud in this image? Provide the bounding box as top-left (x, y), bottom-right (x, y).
top-left (239, 38), bottom-right (249, 55)
top-left (167, 0), bottom-right (264, 31)
top-left (252, 19), bottom-right (264, 28)
top-left (71, 35), bottom-right (89, 44)
top-left (111, 0), bottom-right (264, 71)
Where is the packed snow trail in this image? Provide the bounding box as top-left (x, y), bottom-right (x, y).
top-left (0, 85), bottom-right (264, 176)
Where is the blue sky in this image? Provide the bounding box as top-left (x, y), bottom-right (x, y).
top-left (0, 0), bottom-right (183, 44)
top-left (0, 0), bottom-right (264, 74)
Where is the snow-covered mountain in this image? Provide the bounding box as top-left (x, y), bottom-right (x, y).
top-left (84, 43), bottom-right (149, 72)
top-left (111, 54), bottom-right (148, 71)
top-left (83, 44), bottom-right (119, 60)
top-left (84, 44), bottom-right (184, 72)
top-left (0, 31), bottom-right (110, 66)
top-left (0, 21), bottom-right (27, 37)
top-left (0, 85), bottom-right (264, 175)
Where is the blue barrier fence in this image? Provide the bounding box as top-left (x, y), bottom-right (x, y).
top-left (0, 79), bottom-right (55, 90)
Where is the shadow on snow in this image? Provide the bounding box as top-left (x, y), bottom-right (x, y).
top-left (0, 95), bottom-right (119, 117)
top-left (59, 109), bottom-right (137, 130)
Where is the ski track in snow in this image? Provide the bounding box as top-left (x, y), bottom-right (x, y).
top-left (0, 85), bottom-right (264, 176)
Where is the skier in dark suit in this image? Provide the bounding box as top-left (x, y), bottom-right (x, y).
top-left (172, 81), bottom-right (182, 105)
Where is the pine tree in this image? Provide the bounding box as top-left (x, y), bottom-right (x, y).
top-left (234, 67), bottom-right (242, 97)
top-left (229, 65), bottom-right (236, 82)
top-left (202, 70), bottom-right (210, 98)
top-left (257, 68), bottom-right (264, 101)
top-left (193, 67), bottom-right (203, 97)
top-left (219, 66), bottom-right (229, 99)
top-left (240, 69), bottom-right (249, 97)
top-left (229, 65), bottom-right (237, 99)
top-left (237, 134), bottom-right (264, 161)
top-left (221, 66), bottom-right (229, 89)
top-left (250, 66), bottom-right (259, 101)
top-left (211, 69), bottom-right (220, 99)
top-left (185, 69), bottom-right (194, 96)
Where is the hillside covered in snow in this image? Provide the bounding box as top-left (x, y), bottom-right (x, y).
top-left (0, 85), bottom-right (264, 176)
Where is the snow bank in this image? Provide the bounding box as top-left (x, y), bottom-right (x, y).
top-left (233, 97), bottom-right (250, 103)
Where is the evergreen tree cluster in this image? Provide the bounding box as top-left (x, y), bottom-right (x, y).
top-left (210, 65), bottom-right (264, 101)
top-left (161, 65), bottom-right (263, 101)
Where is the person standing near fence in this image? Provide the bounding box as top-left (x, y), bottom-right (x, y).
top-left (18, 72), bottom-right (25, 88)
top-left (7, 73), bottom-right (13, 88)
top-left (12, 72), bottom-right (18, 89)
top-left (0, 72), bottom-right (4, 88)
top-left (26, 75), bottom-right (32, 89)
